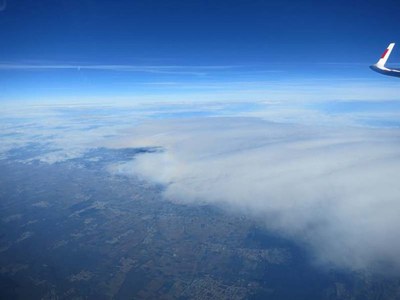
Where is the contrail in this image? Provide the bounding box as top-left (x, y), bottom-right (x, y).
top-left (0, 63), bottom-right (239, 76)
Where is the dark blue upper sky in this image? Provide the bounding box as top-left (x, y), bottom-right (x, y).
top-left (1, 0), bottom-right (400, 104)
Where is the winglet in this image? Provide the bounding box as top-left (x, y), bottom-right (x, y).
top-left (375, 43), bottom-right (395, 68)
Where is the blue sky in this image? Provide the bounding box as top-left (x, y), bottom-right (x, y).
top-left (0, 0), bottom-right (399, 104)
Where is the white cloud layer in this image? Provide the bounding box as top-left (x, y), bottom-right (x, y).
top-left (109, 117), bottom-right (400, 272)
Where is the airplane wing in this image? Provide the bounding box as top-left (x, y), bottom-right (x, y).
top-left (370, 43), bottom-right (400, 77)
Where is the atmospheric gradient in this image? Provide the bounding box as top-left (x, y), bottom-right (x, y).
top-left (1, 1), bottom-right (400, 299)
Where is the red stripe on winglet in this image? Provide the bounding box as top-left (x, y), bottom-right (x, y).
top-left (381, 48), bottom-right (389, 59)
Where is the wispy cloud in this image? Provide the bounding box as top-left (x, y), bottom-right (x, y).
top-left (0, 63), bottom-right (240, 76)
